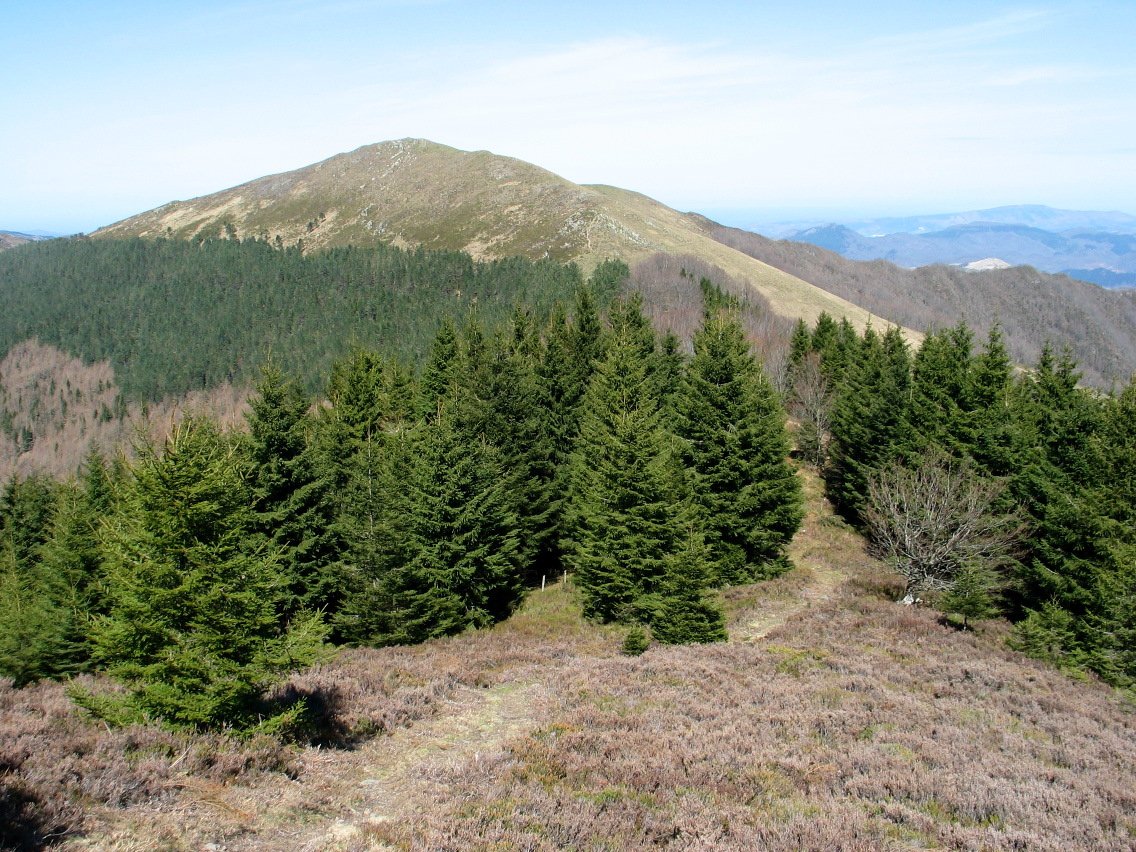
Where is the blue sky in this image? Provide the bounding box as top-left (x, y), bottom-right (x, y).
top-left (3, 1), bottom-right (1134, 234)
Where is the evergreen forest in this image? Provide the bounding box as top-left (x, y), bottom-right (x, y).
top-left (0, 272), bottom-right (804, 731)
top-left (0, 236), bottom-right (609, 401)
top-left (786, 314), bottom-right (1136, 689)
top-left (1, 239), bottom-right (1134, 745)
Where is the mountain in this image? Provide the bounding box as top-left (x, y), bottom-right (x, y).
top-left (705, 221), bottom-right (1136, 388)
top-left (844, 204), bottom-right (1136, 237)
top-left (93, 139), bottom-right (880, 332)
top-left (787, 220), bottom-right (1136, 282)
top-left (0, 230), bottom-right (49, 251)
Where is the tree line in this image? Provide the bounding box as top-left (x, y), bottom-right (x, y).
top-left (0, 275), bottom-right (802, 732)
top-left (786, 314), bottom-right (1136, 688)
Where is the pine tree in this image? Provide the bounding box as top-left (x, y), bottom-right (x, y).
top-left (650, 527), bottom-right (727, 644)
top-left (246, 365), bottom-right (342, 620)
top-left (674, 311), bottom-right (803, 585)
top-left (74, 418), bottom-right (328, 731)
top-left (562, 318), bottom-right (687, 623)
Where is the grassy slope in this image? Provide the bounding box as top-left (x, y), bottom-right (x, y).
top-left (93, 139), bottom-right (905, 338)
top-left (5, 468), bottom-right (1133, 850)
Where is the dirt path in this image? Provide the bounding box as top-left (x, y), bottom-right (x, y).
top-left (246, 680), bottom-right (548, 851)
top-left (730, 467), bottom-right (862, 642)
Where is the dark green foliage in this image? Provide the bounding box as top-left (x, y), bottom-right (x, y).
top-left (826, 326), bottom-right (914, 520)
top-left (0, 453), bottom-right (115, 685)
top-left (0, 552), bottom-right (75, 687)
top-left (813, 309), bottom-right (1135, 687)
top-left (0, 237), bottom-right (585, 401)
top-left (649, 529), bottom-right (727, 645)
top-left (318, 350), bottom-right (417, 641)
top-left (940, 561), bottom-right (1002, 630)
top-left (468, 330), bottom-right (560, 579)
top-left (562, 306), bottom-right (693, 624)
top-left (74, 418), bottom-right (328, 731)
top-left (674, 311), bottom-right (803, 584)
top-left (621, 625), bottom-right (650, 656)
top-left (419, 317), bottom-right (461, 420)
top-left (345, 412), bottom-right (526, 646)
top-left (0, 475), bottom-right (67, 686)
top-left (246, 366), bottom-right (343, 623)
top-left (587, 258), bottom-right (631, 304)
top-left (0, 474), bottom-right (58, 571)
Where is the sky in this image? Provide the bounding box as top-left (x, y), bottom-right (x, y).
top-left (2, 0), bottom-right (1135, 235)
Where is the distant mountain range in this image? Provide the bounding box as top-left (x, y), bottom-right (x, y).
top-left (770, 205), bottom-right (1136, 288)
top-left (0, 230), bottom-right (53, 251)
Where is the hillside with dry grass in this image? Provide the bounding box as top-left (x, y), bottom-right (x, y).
top-left (92, 139), bottom-right (891, 336)
top-left (5, 468), bottom-right (1133, 851)
top-left (0, 232), bottom-right (34, 251)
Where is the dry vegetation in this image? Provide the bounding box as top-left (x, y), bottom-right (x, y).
top-left (3, 468), bottom-right (1134, 850)
top-left (627, 253), bottom-right (797, 383)
top-left (0, 233), bottom-right (33, 251)
top-left (0, 340), bottom-right (250, 480)
top-left (708, 222), bottom-right (1136, 387)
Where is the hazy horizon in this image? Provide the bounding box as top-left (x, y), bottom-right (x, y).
top-left (4, 1), bottom-right (1135, 234)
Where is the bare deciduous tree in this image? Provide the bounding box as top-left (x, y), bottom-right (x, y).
top-left (789, 352), bottom-right (832, 467)
top-left (863, 450), bottom-right (1025, 598)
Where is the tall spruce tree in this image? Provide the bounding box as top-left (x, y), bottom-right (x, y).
top-left (562, 309), bottom-right (691, 623)
top-left (674, 310), bottom-right (803, 585)
top-left (75, 418), bottom-right (327, 731)
top-left (363, 411), bottom-right (526, 645)
top-left (827, 326), bottom-right (914, 520)
top-left (246, 365), bottom-right (343, 621)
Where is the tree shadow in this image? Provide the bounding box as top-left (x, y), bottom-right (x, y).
top-left (0, 777), bottom-right (79, 850)
top-left (258, 682), bottom-right (362, 750)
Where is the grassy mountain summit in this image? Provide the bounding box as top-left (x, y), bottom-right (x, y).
top-left (93, 138), bottom-right (884, 333)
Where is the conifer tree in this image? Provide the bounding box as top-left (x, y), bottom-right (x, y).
top-left (474, 336), bottom-right (559, 579)
top-left (827, 326), bottom-right (913, 520)
top-left (940, 561), bottom-right (1002, 630)
top-left (562, 312), bottom-right (688, 623)
top-left (0, 474), bottom-right (58, 572)
top-left (75, 418), bottom-right (327, 731)
top-left (908, 324), bottom-right (974, 455)
top-left (674, 311), bottom-right (803, 584)
top-left (962, 325), bottom-right (1019, 478)
top-left (650, 527), bottom-right (727, 644)
top-left (363, 411), bottom-right (526, 645)
top-left (0, 448), bottom-right (119, 685)
top-left (246, 365), bottom-right (342, 620)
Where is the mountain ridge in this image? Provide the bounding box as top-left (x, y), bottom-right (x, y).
top-left (91, 139), bottom-right (894, 336)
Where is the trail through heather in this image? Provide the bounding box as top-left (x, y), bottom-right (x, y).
top-left (729, 467), bottom-right (864, 642)
top-left (215, 681), bottom-right (550, 851)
